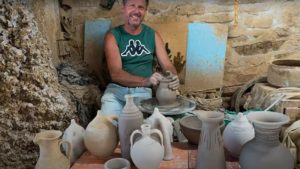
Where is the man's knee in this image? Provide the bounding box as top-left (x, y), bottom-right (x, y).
top-left (101, 93), bottom-right (123, 116)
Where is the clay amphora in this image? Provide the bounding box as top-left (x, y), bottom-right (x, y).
top-left (34, 130), bottom-right (71, 169)
top-left (156, 74), bottom-right (176, 106)
top-left (239, 111), bottom-right (294, 169)
top-left (223, 113), bottom-right (254, 157)
top-left (145, 107), bottom-right (173, 160)
top-left (84, 111), bottom-right (118, 158)
top-left (130, 124), bottom-right (164, 169)
top-left (195, 111), bottom-right (226, 169)
top-left (62, 119), bottom-right (85, 164)
top-left (118, 94), bottom-right (144, 160)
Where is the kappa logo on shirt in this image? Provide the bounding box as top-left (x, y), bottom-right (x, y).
top-left (121, 39), bottom-right (150, 57)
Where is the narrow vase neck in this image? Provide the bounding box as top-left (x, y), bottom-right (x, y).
top-left (254, 125), bottom-right (281, 146)
top-left (200, 121), bottom-right (223, 149)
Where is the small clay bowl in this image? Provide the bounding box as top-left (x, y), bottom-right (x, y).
top-left (179, 116), bottom-right (201, 145)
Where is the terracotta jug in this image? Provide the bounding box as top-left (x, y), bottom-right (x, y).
top-left (130, 124), bottom-right (164, 169)
top-left (34, 130), bottom-right (71, 169)
top-left (118, 94), bottom-right (144, 160)
top-left (239, 111), bottom-right (294, 169)
top-left (62, 119), bottom-right (85, 164)
top-left (195, 111), bottom-right (226, 169)
top-left (145, 107), bottom-right (173, 160)
top-left (84, 110), bottom-right (118, 158)
top-left (156, 73), bottom-right (176, 106)
top-left (223, 113), bottom-right (254, 157)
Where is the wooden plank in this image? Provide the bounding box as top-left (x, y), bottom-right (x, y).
top-left (84, 19), bottom-right (111, 88)
top-left (185, 23), bottom-right (228, 91)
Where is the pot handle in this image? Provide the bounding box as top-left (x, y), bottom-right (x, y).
top-left (150, 129), bottom-right (164, 147)
top-left (130, 130), bottom-right (143, 149)
top-left (59, 139), bottom-right (72, 161)
top-left (219, 121), bottom-right (225, 130)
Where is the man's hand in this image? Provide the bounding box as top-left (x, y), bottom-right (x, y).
top-left (167, 71), bottom-right (179, 90)
top-left (143, 72), bottom-right (163, 87)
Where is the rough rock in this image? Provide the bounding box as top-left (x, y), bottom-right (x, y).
top-left (0, 2), bottom-right (77, 168)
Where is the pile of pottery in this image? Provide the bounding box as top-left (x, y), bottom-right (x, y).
top-left (33, 92), bottom-right (174, 169)
top-left (190, 110), bottom-right (294, 169)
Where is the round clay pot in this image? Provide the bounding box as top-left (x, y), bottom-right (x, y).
top-left (156, 77), bottom-right (176, 106)
top-left (223, 113), bottom-right (254, 157)
top-left (84, 112), bottom-right (118, 158)
top-left (179, 116), bottom-right (201, 145)
top-left (267, 59), bottom-right (300, 87)
top-left (104, 158), bottom-right (131, 169)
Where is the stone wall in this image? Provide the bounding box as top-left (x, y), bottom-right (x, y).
top-left (0, 1), bottom-right (101, 168)
top-left (64, 0), bottom-right (300, 87)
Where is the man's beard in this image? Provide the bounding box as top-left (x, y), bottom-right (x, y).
top-left (128, 14), bottom-right (143, 27)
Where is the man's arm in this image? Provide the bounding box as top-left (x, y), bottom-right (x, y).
top-left (154, 31), bottom-right (177, 75)
top-left (104, 32), bottom-right (162, 87)
top-left (104, 32), bottom-right (145, 87)
top-left (155, 31), bottom-right (180, 90)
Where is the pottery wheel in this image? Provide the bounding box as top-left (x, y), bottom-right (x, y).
top-left (138, 96), bottom-right (196, 115)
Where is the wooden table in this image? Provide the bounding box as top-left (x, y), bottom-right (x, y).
top-left (71, 143), bottom-right (239, 169)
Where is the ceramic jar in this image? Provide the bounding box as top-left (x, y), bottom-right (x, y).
top-left (118, 94), bottom-right (144, 160)
top-left (195, 111), bottom-right (226, 169)
top-left (62, 119), bottom-right (85, 163)
top-left (239, 111), bottom-right (294, 169)
top-left (223, 113), bottom-right (254, 157)
top-left (84, 111), bottom-right (118, 158)
top-left (145, 107), bottom-right (173, 160)
top-left (156, 75), bottom-right (176, 106)
top-left (130, 124), bottom-right (164, 169)
top-left (104, 158), bottom-right (131, 169)
top-left (34, 130), bottom-right (71, 169)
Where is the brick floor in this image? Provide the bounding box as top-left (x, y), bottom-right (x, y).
top-left (71, 143), bottom-right (239, 169)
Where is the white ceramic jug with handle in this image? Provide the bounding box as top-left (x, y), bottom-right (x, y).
top-left (130, 124), bottom-right (164, 169)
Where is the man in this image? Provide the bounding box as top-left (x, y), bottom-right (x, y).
top-left (101, 0), bottom-right (179, 116)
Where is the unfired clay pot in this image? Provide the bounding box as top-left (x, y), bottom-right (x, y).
top-left (156, 75), bottom-right (176, 106)
top-left (84, 111), bottom-right (118, 158)
top-left (267, 59), bottom-right (300, 87)
top-left (223, 113), bottom-right (254, 157)
top-left (179, 115), bottom-right (201, 145)
top-left (239, 111), bottom-right (294, 169)
top-left (62, 119), bottom-right (85, 164)
top-left (195, 111), bottom-right (226, 169)
top-left (118, 94), bottom-right (144, 160)
top-left (130, 124), bottom-right (164, 169)
top-left (145, 107), bottom-right (173, 160)
top-left (34, 130), bottom-right (71, 169)
top-left (104, 158), bottom-right (131, 169)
